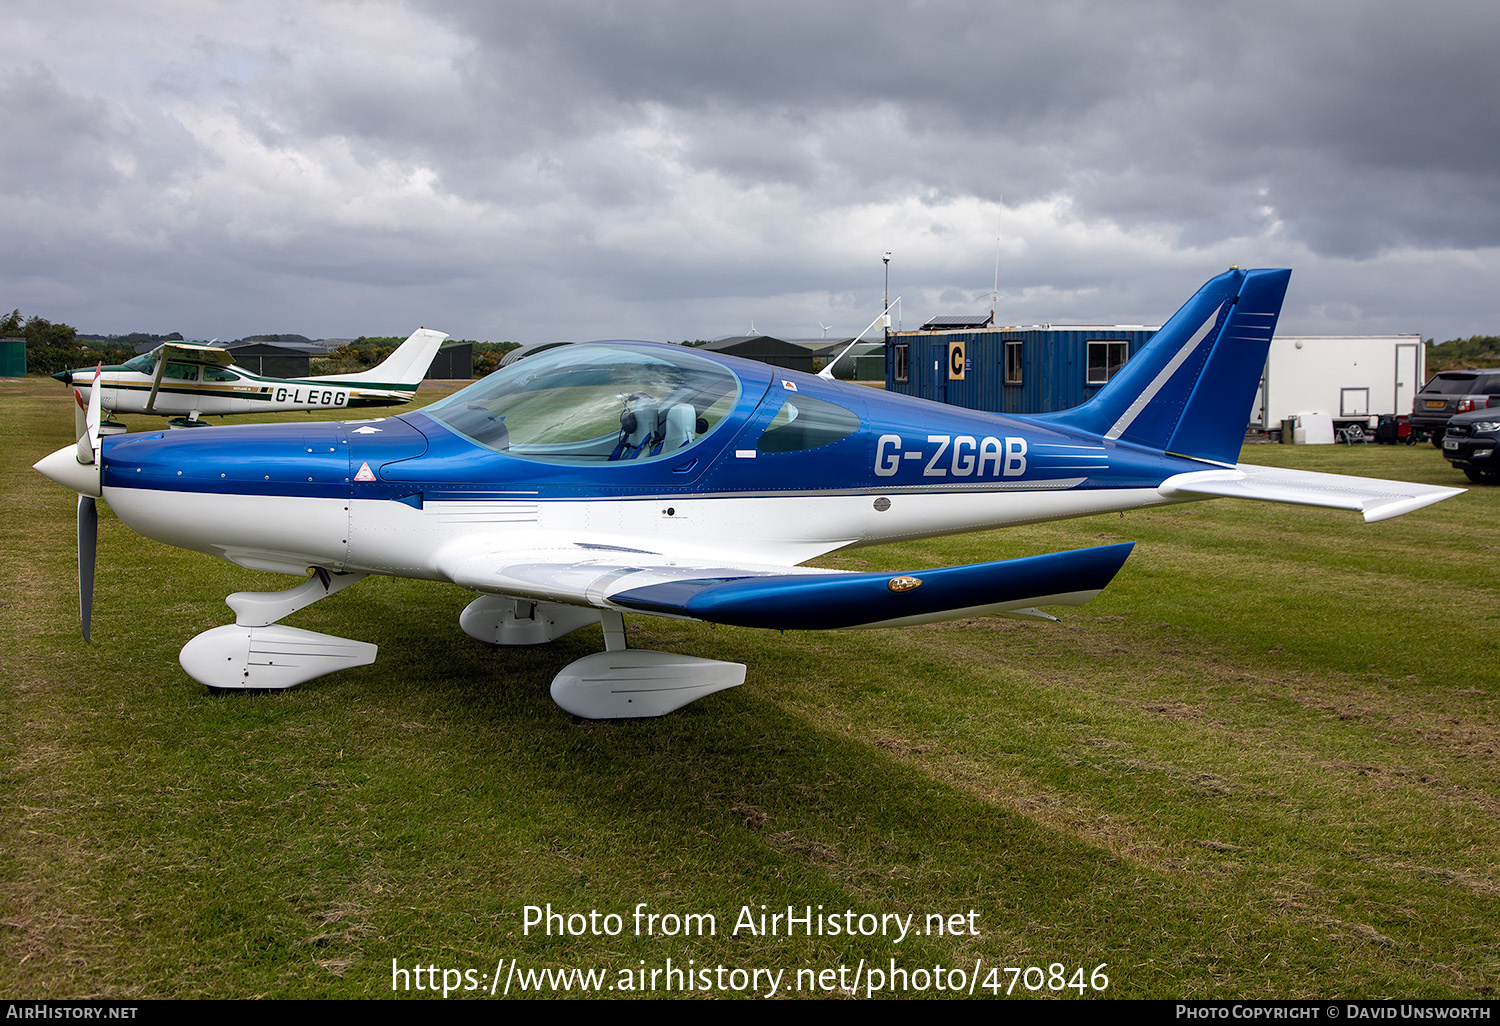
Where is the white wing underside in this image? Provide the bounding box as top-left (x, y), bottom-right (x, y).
top-left (1159, 463), bottom-right (1464, 523)
top-left (437, 546), bottom-right (824, 609)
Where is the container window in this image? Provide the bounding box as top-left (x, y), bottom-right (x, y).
top-left (1087, 341), bottom-right (1129, 385)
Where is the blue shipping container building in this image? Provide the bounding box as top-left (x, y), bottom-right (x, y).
top-left (885, 323), bottom-right (1159, 415)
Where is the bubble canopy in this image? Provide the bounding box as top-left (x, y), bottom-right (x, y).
top-left (421, 343), bottom-right (744, 463)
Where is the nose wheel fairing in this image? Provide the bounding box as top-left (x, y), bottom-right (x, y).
top-left (179, 570), bottom-right (375, 690)
top-left (181, 623), bottom-right (377, 690)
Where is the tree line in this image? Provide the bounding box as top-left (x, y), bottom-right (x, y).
top-left (1425, 335), bottom-right (1500, 372)
top-left (2, 309), bottom-right (141, 375)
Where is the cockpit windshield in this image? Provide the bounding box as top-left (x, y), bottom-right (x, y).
top-left (122, 350), bottom-right (158, 373)
top-left (421, 343), bottom-right (742, 463)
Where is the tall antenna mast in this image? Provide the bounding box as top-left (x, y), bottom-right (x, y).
top-left (882, 251), bottom-right (892, 342)
top-left (990, 201), bottom-right (1002, 326)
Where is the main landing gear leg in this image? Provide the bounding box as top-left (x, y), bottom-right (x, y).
top-left (178, 570), bottom-right (376, 689)
top-left (549, 609), bottom-right (746, 719)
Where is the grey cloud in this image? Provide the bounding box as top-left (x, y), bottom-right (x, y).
top-left (0, 66), bottom-right (129, 200)
top-left (5, 0), bottom-right (1500, 343)
top-left (413, 0), bottom-right (1500, 260)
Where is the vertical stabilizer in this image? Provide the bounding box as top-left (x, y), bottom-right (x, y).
top-left (1049, 268), bottom-right (1290, 465)
top-left (326, 328), bottom-right (448, 386)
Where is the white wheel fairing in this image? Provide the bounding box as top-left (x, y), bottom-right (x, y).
top-left (180, 624), bottom-right (377, 689)
top-left (550, 650), bottom-right (746, 719)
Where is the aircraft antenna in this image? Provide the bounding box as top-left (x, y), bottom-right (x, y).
top-left (990, 202), bottom-right (1002, 326)
top-left (882, 252), bottom-right (892, 343)
top-left (818, 297), bottom-right (900, 381)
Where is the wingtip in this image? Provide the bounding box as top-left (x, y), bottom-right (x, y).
top-left (1361, 486), bottom-right (1466, 523)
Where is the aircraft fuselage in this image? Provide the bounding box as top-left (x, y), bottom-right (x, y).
top-left (66, 370), bottom-right (412, 418)
top-left (97, 346), bottom-right (1197, 578)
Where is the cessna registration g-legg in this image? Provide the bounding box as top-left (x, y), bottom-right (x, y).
top-left (52, 329), bottom-right (447, 427)
top-left (35, 269), bottom-right (1461, 718)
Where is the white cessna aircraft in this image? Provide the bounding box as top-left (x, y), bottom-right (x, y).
top-left (35, 269), bottom-right (1461, 718)
top-left (52, 329), bottom-right (448, 427)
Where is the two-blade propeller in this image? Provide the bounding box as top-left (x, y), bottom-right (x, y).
top-left (45, 366), bottom-right (104, 640)
top-left (74, 366), bottom-right (102, 639)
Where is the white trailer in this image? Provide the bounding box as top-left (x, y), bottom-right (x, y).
top-left (1252, 335), bottom-right (1425, 437)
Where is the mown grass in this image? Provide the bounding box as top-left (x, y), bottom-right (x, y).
top-left (1, 376), bottom-right (1496, 999)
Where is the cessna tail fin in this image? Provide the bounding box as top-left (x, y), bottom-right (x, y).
top-left (329, 328), bottom-right (448, 387)
top-left (1049, 268), bottom-right (1290, 466)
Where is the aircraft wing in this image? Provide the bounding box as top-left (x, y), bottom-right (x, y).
top-left (1158, 464), bottom-right (1464, 523)
top-left (144, 343), bottom-right (237, 412)
top-left (161, 342), bottom-right (235, 367)
top-left (436, 542), bottom-right (1135, 630)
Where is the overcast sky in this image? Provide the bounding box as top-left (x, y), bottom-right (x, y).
top-left (5, 0), bottom-right (1499, 344)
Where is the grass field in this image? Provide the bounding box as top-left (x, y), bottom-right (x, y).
top-left (2, 376), bottom-right (1497, 999)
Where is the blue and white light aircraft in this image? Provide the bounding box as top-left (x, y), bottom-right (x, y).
top-left (34, 269), bottom-right (1461, 718)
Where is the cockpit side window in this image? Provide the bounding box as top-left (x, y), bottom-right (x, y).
top-left (756, 395), bottom-right (861, 453)
top-left (421, 344), bottom-right (742, 464)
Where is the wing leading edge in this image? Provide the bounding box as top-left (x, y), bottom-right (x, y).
top-left (438, 543), bottom-right (1135, 630)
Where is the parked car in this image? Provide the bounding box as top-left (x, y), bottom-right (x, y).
top-left (1411, 369), bottom-right (1500, 445)
top-left (1441, 408), bottom-right (1500, 483)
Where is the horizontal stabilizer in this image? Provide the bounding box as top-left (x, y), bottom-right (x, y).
top-left (1158, 464), bottom-right (1464, 522)
top-left (610, 543), bottom-right (1134, 630)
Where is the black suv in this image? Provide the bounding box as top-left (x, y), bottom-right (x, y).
top-left (1441, 408), bottom-right (1500, 483)
top-left (1411, 369), bottom-right (1500, 444)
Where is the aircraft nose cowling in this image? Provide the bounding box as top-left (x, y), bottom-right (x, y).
top-left (102, 422), bottom-right (354, 497)
top-left (99, 422), bottom-right (357, 574)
